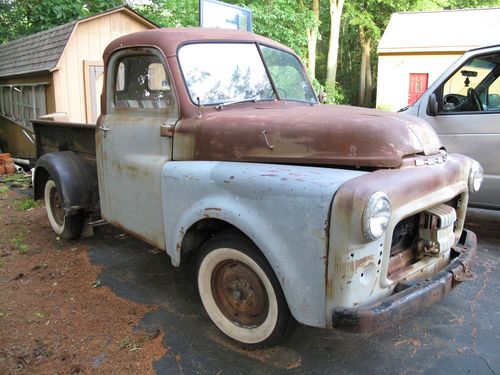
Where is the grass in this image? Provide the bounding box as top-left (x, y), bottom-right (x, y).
top-left (26, 312), bottom-right (46, 324)
top-left (0, 185), bottom-right (8, 194)
top-left (11, 230), bottom-right (28, 254)
top-left (120, 336), bottom-right (142, 352)
top-left (16, 197), bottom-right (38, 211)
top-left (90, 280), bottom-right (101, 288)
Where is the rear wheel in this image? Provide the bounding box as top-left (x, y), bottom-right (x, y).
top-left (196, 234), bottom-right (294, 347)
top-left (44, 179), bottom-right (83, 240)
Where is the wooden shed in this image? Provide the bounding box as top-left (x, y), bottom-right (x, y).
top-left (376, 7), bottom-right (500, 112)
top-left (0, 5), bottom-right (157, 160)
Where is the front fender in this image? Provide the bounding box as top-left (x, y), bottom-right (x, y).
top-left (161, 161), bottom-right (365, 327)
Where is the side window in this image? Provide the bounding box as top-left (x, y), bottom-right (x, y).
top-left (440, 53), bottom-right (500, 113)
top-left (260, 45), bottom-right (316, 103)
top-left (485, 75), bottom-right (500, 111)
top-left (113, 53), bottom-right (174, 111)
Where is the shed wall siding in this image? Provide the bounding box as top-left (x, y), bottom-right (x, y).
top-left (0, 73), bottom-right (54, 158)
top-left (54, 13), bottom-right (152, 123)
top-left (0, 73), bottom-right (55, 114)
top-left (376, 53), bottom-right (462, 112)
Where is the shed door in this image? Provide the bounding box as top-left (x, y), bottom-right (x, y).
top-left (408, 73), bottom-right (428, 105)
top-left (90, 65), bottom-right (104, 123)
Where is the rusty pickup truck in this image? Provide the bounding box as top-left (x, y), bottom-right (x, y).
top-left (32, 28), bottom-right (481, 347)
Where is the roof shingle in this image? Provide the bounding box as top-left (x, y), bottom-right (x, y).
top-left (0, 21), bottom-right (76, 78)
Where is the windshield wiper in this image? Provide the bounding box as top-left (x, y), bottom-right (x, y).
top-left (215, 97), bottom-right (272, 111)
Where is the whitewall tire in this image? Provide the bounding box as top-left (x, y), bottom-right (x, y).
top-left (196, 234), bottom-right (294, 347)
top-left (44, 179), bottom-right (83, 240)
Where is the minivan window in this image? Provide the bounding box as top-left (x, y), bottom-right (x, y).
top-left (441, 53), bottom-right (500, 112)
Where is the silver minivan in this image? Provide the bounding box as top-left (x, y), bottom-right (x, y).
top-left (402, 44), bottom-right (500, 209)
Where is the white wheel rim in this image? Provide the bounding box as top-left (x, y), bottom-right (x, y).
top-left (198, 248), bottom-right (278, 344)
top-left (44, 180), bottom-right (64, 235)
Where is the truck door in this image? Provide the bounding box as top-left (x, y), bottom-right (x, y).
top-left (96, 48), bottom-right (178, 249)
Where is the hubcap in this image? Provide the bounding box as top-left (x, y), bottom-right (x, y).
top-left (49, 186), bottom-right (64, 226)
top-left (211, 259), bottom-right (269, 327)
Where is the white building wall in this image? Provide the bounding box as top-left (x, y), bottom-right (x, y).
top-left (376, 53), bottom-right (463, 112)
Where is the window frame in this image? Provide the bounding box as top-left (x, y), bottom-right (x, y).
top-left (435, 52), bottom-right (500, 116)
top-left (106, 47), bottom-right (178, 117)
top-left (176, 41), bottom-right (317, 106)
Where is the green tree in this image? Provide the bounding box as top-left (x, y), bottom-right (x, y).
top-left (0, 0), bottom-right (124, 44)
top-left (325, 0), bottom-right (344, 101)
top-left (237, 0), bottom-right (316, 61)
top-left (132, 0), bottom-right (199, 27)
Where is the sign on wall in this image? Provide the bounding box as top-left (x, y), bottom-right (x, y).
top-left (199, 0), bottom-right (252, 32)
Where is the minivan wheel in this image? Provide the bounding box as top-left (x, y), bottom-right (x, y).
top-left (44, 179), bottom-right (83, 240)
top-left (196, 234), bottom-right (294, 347)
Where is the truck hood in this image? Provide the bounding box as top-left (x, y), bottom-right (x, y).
top-left (179, 103), bottom-right (442, 168)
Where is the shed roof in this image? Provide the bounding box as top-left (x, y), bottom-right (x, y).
top-left (0, 5), bottom-right (157, 79)
top-left (378, 7), bottom-right (500, 54)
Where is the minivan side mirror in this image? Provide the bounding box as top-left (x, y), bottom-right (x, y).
top-left (427, 93), bottom-right (439, 116)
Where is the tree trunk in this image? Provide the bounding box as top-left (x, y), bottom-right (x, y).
top-left (325, 0), bottom-right (344, 90)
top-left (307, 0), bottom-right (320, 80)
top-left (358, 28), bottom-right (372, 107)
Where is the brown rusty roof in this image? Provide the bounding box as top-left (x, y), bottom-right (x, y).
top-left (103, 28), bottom-right (294, 61)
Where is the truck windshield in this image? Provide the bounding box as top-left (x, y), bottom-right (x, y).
top-left (178, 43), bottom-right (316, 106)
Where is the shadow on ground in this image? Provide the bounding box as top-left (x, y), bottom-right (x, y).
top-left (84, 209), bottom-right (500, 374)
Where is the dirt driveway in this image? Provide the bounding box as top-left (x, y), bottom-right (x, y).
top-left (0, 187), bottom-right (164, 374)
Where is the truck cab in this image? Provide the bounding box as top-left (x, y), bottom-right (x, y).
top-left (33, 29), bottom-right (480, 347)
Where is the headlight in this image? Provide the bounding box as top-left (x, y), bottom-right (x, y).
top-left (362, 192), bottom-right (391, 241)
top-left (468, 161), bottom-right (484, 193)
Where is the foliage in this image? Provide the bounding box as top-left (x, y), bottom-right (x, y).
top-left (235, 0), bottom-right (317, 61)
top-left (324, 80), bottom-right (345, 104)
top-left (16, 197), bottom-right (37, 211)
top-left (131, 0), bottom-right (199, 28)
top-left (11, 229), bottom-right (28, 254)
top-left (2, 0), bottom-right (500, 107)
top-left (0, 0), bottom-right (124, 43)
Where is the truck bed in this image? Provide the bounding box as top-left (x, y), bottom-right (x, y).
top-left (32, 120), bottom-right (96, 162)
top-left (32, 119), bottom-right (100, 215)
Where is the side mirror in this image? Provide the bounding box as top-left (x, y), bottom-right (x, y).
top-left (427, 93), bottom-right (439, 116)
top-left (318, 91), bottom-right (327, 104)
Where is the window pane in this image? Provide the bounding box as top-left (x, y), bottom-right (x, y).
top-left (488, 76), bottom-right (500, 110)
top-left (178, 43), bottom-right (275, 105)
top-left (114, 55), bottom-right (172, 110)
top-left (442, 54), bottom-right (498, 112)
top-left (260, 46), bottom-right (316, 103)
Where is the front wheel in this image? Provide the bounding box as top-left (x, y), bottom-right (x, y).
top-left (44, 179), bottom-right (83, 240)
top-left (196, 234), bottom-right (294, 347)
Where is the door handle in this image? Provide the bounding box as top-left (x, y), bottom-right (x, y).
top-left (98, 125), bottom-right (110, 137)
top-left (160, 123), bottom-right (175, 137)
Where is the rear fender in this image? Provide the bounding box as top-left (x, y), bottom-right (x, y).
top-left (34, 151), bottom-right (91, 214)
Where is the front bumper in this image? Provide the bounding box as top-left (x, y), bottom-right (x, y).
top-left (331, 229), bottom-right (477, 334)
